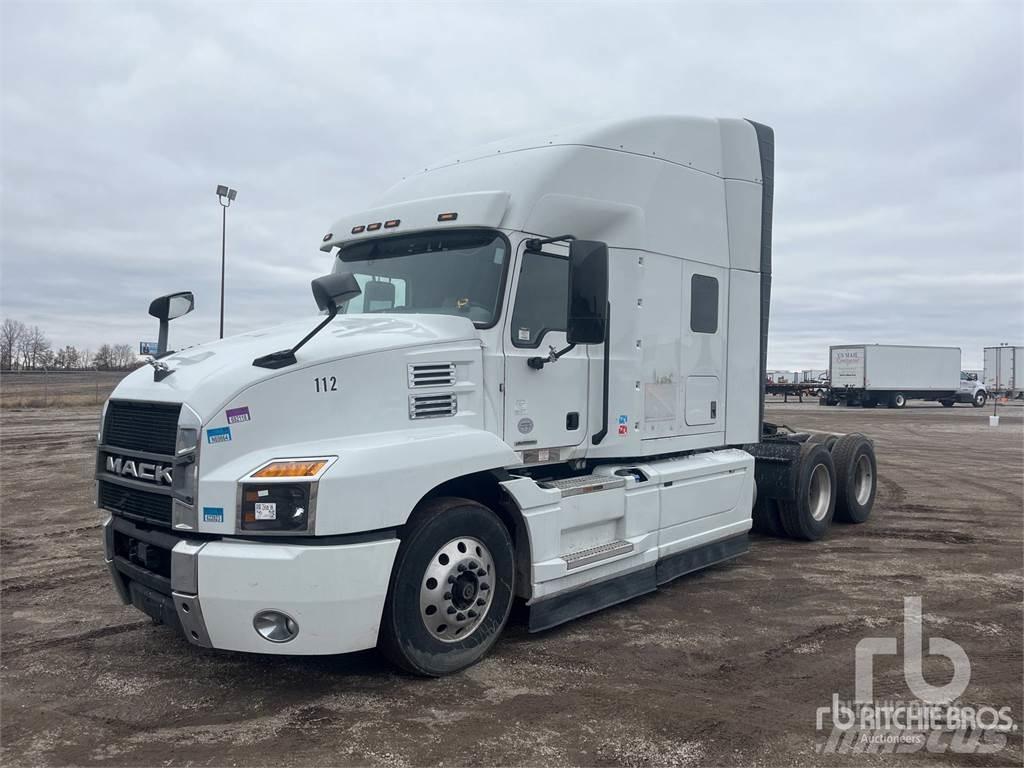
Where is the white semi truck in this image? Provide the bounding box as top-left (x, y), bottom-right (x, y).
top-left (826, 344), bottom-right (987, 408)
top-left (984, 345), bottom-right (1023, 399)
top-left (96, 117), bottom-right (878, 675)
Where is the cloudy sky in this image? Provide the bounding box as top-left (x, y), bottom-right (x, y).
top-left (1, 1), bottom-right (1021, 369)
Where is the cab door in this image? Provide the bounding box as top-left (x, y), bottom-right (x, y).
top-left (502, 241), bottom-right (589, 454)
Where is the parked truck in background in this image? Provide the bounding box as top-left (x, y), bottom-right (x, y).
top-left (984, 345), bottom-right (1023, 399)
top-left (95, 117), bottom-right (878, 676)
top-left (825, 344), bottom-right (987, 408)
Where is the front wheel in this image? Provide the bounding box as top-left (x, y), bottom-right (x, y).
top-left (379, 497), bottom-right (515, 676)
top-left (973, 390), bottom-right (987, 408)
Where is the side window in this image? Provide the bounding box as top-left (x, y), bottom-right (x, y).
top-left (690, 274), bottom-right (719, 334)
top-left (511, 251), bottom-right (568, 348)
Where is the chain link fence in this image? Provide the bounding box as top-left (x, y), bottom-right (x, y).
top-left (0, 369), bottom-right (130, 409)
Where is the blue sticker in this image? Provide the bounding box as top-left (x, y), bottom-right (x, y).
top-left (207, 426), bottom-right (232, 444)
top-left (203, 507), bottom-right (224, 523)
top-left (618, 414), bottom-right (628, 424)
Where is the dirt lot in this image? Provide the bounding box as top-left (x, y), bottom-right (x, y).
top-left (1, 401), bottom-right (1022, 766)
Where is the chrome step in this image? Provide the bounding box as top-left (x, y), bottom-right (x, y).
top-left (562, 540), bottom-right (634, 570)
top-left (539, 473), bottom-right (625, 498)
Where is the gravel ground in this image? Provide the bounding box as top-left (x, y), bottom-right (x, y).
top-left (1, 401), bottom-right (1021, 766)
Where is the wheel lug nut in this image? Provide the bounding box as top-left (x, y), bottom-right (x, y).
top-left (476, 598), bottom-right (486, 606)
top-left (447, 575), bottom-right (456, 584)
top-left (457, 563), bottom-right (467, 572)
top-left (467, 610), bottom-right (477, 618)
top-left (477, 569), bottom-right (486, 577)
top-left (468, 561), bottom-right (478, 570)
top-left (456, 612), bottom-right (465, 621)
top-left (480, 583), bottom-right (489, 591)
top-left (443, 592), bottom-right (452, 600)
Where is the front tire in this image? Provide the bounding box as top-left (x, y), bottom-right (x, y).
top-left (379, 497), bottom-right (514, 676)
top-left (973, 390), bottom-right (987, 407)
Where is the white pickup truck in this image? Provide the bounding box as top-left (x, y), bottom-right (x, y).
top-left (96, 117), bottom-right (878, 675)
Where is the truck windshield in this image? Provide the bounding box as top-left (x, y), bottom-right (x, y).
top-left (335, 229), bottom-right (509, 327)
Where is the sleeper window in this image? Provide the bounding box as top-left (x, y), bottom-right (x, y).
top-left (511, 251), bottom-right (568, 347)
top-left (690, 274), bottom-right (719, 334)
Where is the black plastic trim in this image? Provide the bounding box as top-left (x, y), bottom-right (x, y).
top-left (591, 303), bottom-right (611, 445)
top-left (527, 533), bottom-right (750, 632)
top-left (745, 119), bottom-right (774, 435)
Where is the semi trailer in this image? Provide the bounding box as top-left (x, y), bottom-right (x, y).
top-left (825, 344), bottom-right (987, 408)
top-left (96, 117), bottom-right (878, 676)
top-left (984, 345), bottom-right (1023, 398)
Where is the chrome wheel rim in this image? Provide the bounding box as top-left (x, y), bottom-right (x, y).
top-left (854, 453), bottom-right (873, 506)
top-left (420, 537), bottom-right (495, 643)
top-left (809, 463), bottom-right (832, 521)
top-left (895, 394), bottom-right (905, 407)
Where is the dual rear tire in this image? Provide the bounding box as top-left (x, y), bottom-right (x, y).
top-left (758, 433), bottom-right (876, 541)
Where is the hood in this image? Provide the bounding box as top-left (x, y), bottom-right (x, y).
top-left (111, 313), bottom-right (479, 417)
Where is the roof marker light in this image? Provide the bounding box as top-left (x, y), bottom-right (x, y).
top-left (322, 232), bottom-right (333, 242)
top-left (384, 219), bottom-right (400, 229)
top-left (437, 212), bottom-right (458, 222)
top-left (351, 225), bottom-right (366, 234)
top-left (367, 222), bottom-right (382, 231)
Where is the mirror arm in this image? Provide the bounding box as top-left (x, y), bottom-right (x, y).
top-left (528, 342), bottom-right (576, 370)
top-left (524, 234), bottom-right (575, 252)
top-left (252, 305), bottom-right (338, 370)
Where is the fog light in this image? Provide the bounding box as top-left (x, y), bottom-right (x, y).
top-left (253, 610), bottom-right (299, 643)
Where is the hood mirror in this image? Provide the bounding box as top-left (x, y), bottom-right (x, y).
top-left (253, 272), bottom-right (362, 370)
top-left (148, 291), bottom-right (194, 360)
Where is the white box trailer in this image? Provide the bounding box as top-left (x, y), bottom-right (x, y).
top-left (984, 346), bottom-right (1023, 398)
top-left (94, 117), bottom-right (881, 675)
top-left (827, 344), bottom-right (987, 408)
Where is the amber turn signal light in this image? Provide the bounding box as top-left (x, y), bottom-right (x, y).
top-left (252, 460), bottom-right (328, 478)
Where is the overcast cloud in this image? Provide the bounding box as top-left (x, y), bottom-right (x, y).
top-left (1, 1), bottom-right (1021, 369)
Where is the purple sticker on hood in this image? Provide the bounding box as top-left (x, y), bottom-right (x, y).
top-left (225, 406), bottom-right (251, 424)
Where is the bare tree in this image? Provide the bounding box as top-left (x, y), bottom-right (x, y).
top-left (24, 326), bottom-right (51, 369)
top-left (0, 318), bottom-right (26, 370)
top-left (112, 343), bottom-right (135, 370)
top-left (93, 344), bottom-right (114, 371)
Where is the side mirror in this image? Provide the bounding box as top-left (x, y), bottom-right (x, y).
top-left (148, 291), bottom-right (194, 357)
top-left (312, 272), bottom-right (362, 313)
top-left (566, 240), bottom-right (609, 345)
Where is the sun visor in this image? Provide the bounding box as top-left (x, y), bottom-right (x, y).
top-left (319, 191), bottom-right (510, 251)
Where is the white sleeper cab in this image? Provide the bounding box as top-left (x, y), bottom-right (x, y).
top-left (97, 117), bottom-right (878, 675)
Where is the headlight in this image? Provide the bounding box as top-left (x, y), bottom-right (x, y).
top-left (239, 483), bottom-right (314, 533)
top-left (237, 456), bottom-right (335, 535)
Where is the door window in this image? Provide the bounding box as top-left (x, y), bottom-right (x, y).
top-left (690, 274), bottom-right (719, 334)
top-left (510, 251), bottom-right (568, 348)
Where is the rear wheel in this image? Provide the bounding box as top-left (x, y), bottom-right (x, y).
top-left (379, 497), bottom-right (514, 676)
top-left (831, 433), bottom-right (876, 524)
top-left (779, 442), bottom-right (836, 541)
top-left (973, 390), bottom-right (987, 407)
top-left (940, 399), bottom-right (955, 408)
top-left (890, 392), bottom-right (907, 409)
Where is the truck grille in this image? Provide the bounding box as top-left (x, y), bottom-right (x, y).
top-left (99, 481), bottom-right (173, 527)
top-left (103, 400), bottom-right (181, 455)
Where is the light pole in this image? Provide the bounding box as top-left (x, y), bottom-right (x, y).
top-left (216, 185), bottom-right (237, 339)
